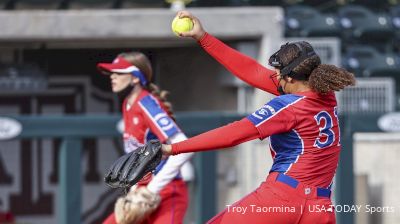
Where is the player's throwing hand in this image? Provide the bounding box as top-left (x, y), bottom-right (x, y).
top-left (175, 10), bottom-right (206, 40)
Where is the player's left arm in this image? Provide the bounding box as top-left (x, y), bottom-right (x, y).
top-left (168, 97), bottom-right (299, 155)
top-left (169, 118), bottom-right (260, 155)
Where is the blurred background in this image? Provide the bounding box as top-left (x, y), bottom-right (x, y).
top-left (0, 0), bottom-right (400, 223)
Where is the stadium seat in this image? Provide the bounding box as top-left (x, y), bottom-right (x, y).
top-left (182, 0), bottom-right (234, 7)
top-left (390, 5), bottom-right (400, 29)
top-left (390, 5), bottom-right (400, 51)
top-left (340, 0), bottom-right (384, 10)
top-left (342, 46), bottom-right (400, 77)
top-left (285, 5), bottom-right (341, 37)
top-left (14, 0), bottom-right (65, 9)
top-left (122, 0), bottom-right (166, 8)
top-left (338, 5), bottom-right (393, 43)
top-left (240, 0), bottom-right (283, 6)
top-left (67, 0), bottom-right (119, 9)
top-left (0, 0), bottom-right (12, 9)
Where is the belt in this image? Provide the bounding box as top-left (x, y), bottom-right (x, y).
top-left (276, 173), bottom-right (331, 198)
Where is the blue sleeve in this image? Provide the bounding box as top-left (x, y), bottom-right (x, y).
top-left (139, 95), bottom-right (181, 140)
top-left (246, 95), bottom-right (303, 137)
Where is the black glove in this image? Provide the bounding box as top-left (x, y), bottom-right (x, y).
top-left (104, 140), bottom-right (163, 188)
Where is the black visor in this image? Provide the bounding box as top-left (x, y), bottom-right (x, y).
top-left (268, 42), bottom-right (317, 80)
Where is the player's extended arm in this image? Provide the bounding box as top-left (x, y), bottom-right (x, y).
top-left (199, 33), bottom-right (279, 95)
top-left (146, 133), bottom-right (194, 194)
top-left (170, 118), bottom-right (260, 155)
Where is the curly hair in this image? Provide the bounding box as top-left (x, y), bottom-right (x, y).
top-left (275, 42), bottom-right (356, 93)
top-left (118, 52), bottom-right (174, 117)
top-left (308, 64), bottom-right (356, 93)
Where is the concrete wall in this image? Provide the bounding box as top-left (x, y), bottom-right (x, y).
top-left (157, 46), bottom-right (239, 112)
top-left (0, 7), bottom-right (282, 44)
top-left (354, 133), bottom-right (400, 224)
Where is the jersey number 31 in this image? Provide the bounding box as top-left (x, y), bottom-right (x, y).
top-left (313, 107), bottom-right (340, 149)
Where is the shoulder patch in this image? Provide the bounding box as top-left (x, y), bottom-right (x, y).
top-left (247, 94), bottom-right (304, 126)
top-left (139, 95), bottom-right (180, 138)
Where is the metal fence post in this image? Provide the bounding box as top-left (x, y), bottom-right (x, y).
top-left (58, 138), bottom-right (82, 224)
top-left (336, 115), bottom-right (354, 224)
top-left (195, 151), bottom-right (217, 224)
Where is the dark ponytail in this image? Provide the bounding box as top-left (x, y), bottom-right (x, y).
top-left (308, 64), bottom-right (356, 93)
top-left (146, 82), bottom-right (175, 119)
top-left (278, 42), bottom-right (356, 94)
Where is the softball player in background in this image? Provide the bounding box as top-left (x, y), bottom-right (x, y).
top-left (98, 52), bottom-right (194, 224)
top-left (161, 11), bottom-right (356, 224)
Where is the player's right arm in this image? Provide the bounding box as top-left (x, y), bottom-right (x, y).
top-left (199, 33), bottom-right (278, 95)
top-left (176, 10), bottom-right (279, 95)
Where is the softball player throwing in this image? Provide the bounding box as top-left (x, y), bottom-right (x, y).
top-left (98, 52), bottom-right (194, 224)
top-left (161, 11), bottom-right (356, 224)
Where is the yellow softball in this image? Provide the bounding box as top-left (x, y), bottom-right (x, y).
top-left (171, 16), bottom-right (194, 36)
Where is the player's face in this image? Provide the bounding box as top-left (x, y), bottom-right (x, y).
top-left (110, 73), bottom-right (133, 93)
top-left (274, 68), bottom-right (290, 94)
top-left (275, 68), bottom-right (281, 79)
top-left (275, 69), bottom-right (286, 85)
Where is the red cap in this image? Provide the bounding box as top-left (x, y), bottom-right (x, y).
top-left (97, 57), bottom-right (139, 75)
top-left (97, 56), bottom-right (148, 86)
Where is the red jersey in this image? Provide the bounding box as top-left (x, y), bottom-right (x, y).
top-left (122, 89), bottom-right (181, 153)
top-left (171, 33), bottom-right (341, 189)
top-left (201, 33), bottom-right (341, 188)
top-left (122, 89), bottom-right (182, 177)
top-left (247, 91), bottom-right (340, 188)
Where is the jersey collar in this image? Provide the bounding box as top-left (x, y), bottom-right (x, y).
top-left (293, 90), bottom-right (334, 98)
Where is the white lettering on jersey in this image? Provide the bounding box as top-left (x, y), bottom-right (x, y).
top-left (154, 113), bottom-right (175, 131)
top-left (252, 104), bottom-right (276, 119)
top-left (133, 117), bottom-right (139, 125)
